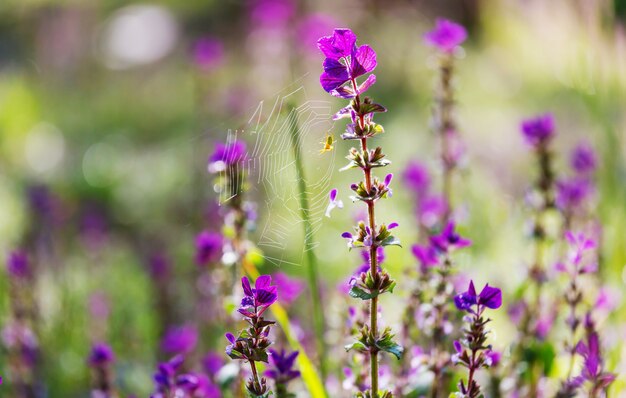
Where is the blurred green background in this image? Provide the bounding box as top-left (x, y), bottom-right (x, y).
top-left (1, 0), bottom-right (625, 396)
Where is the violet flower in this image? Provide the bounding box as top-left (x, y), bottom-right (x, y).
top-left (570, 142), bottom-right (597, 175)
top-left (195, 231), bottom-right (223, 266)
top-left (151, 354), bottom-right (185, 397)
top-left (555, 177), bottom-right (593, 214)
top-left (318, 28), bottom-right (377, 98)
top-left (87, 342), bottom-right (116, 396)
top-left (226, 275), bottom-right (278, 397)
top-left (430, 221), bottom-right (472, 253)
top-left (325, 188), bottom-right (344, 217)
top-left (208, 140), bottom-right (248, 174)
top-left (265, 349), bottom-right (300, 397)
top-left (6, 250), bottom-right (30, 279)
top-left (193, 36), bottom-right (224, 70)
top-left (424, 18), bottom-right (468, 53)
top-left (87, 342), bottom-right (115, 367)
top-left (319, 28), bottom-right (402, 398)
top-left (403, 160), bottom-right (431, 195)
top-left (520, 113), bottom-right (555, 148)
top-left (273, 272), bottom-right (305, 305)
top-left (453, 280), bottom-right (502, 398)
top-left (161, 325), bottom-right (198, 355)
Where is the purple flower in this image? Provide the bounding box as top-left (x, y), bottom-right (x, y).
top-left (325, 188), bottom-right (344, 217)
top-left (454, 280), bottom-right (502, 313)
top-left (239, 275), bottom-right (278, 318)
top-left (208, 140), bottom-right (248, 173)
top-left (556, 177), bottom-right (593, 212)
top-left (520, 113), bottom-right (555, 147)
top-left (430, 222), bottom-right (471, 253)
top-left (411, 244), bottom-right (439, 270)
top-left (161, 325), bottom-right (198, 354)
top-left (484, 350), bottom-right (501, 367)
top-left (250, 0), bottom-right (295, 27)
top-left (273, 272), bottom-right (304, 305)
top-left (147, 252), bottom-right (170, 280)
top-left (571, 142), bottom-right (597, 174)
top-left (317, 29), bottom-right (377, 98)
top-left (418, 195), bottom-right (448, 228)
top-left (193, 37), bottom-right (224, 70)
top-left (87, 342), bottom-right (115, 367)
top-left (403, 160), bottom-right (431, 194)
top-left (265, 349), bottom-right (300, 383)
top-left (6, 250), bottom-right (30, 279)
top-left (424, 18), bottom-right (467, 53)
top-left (202, 352), bottom-right (224, 375)
top-left (298, 13), bottom-right (341, 55)
top-left (576, 332), bottom-right (615, 387)
top-left (195, 231), bottom-right (223, 266)
top-left (153, 355), bottom-right (185, 392)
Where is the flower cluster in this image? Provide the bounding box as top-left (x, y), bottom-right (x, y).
top-left (452, 281), bottom-right (502, 398)
top-left (318, 28), bottom-right (402, 398)
top-left (225, 275), bottom-right (278, 397)
top-left (87, 343), bottom-right (116, 396)
top-left (151, 354), bottom-right (219, 398)
top-left (265, 349), bottom-right (300, 397)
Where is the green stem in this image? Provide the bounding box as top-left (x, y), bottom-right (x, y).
top-left (286, 105), bottom-right (328, 381)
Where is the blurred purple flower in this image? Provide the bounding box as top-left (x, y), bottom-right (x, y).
top-left (520, 113), bottom-right (555, 147)
top-left (571, 142), bottom-right (597, 175)
top-left (273, 272), bottom-right (304, 305)
top-left (265, 349), bottom-right (300, 383)
top-left (484, 350), bottom-right (501, 367)
top-left (6, 250), bottom-right (30, 279)
top-left (87, 342), bottom-right (115, 367)
top-left (153, 355), bottom-right (185, 392)
top-left (424, 18), bottom-right (467, 53)
top-left (430, 221), bottom-right (471, 253)
top-left (239, 275), bottom-right (278, 318)
top-left (27, 184), bottom-right (55, 219)
top-left (411, 244), bottom-right (439, 270)
top-left (89, 292), bottom-right (110, 320)
top-left (161, 325), bottom-right (198, 354)
top-left (195, 231), bottom-right (223, 266)
top-left (147, 252), bottom-right (171, 280)
top-left (250, 0), bottom-right (295, 27)
top-left (575, 332), bottom-right (615, 388)
top-left (208, 140), bottom-right (248, 173)
top-left (317, 29), bottom-right (377, 98)
top-left (556, 177), bottom-right (593, 212)
top-left (403, 160), bottom-right (431, 195)
top-left (193, 37), bottom-right (224, 70)
top-left (202, 351), bottom-right (224, 375)
top-left (418, 195), bottom-right (448, 228)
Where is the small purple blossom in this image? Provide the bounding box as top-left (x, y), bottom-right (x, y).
top-left (403, 160), bottom-right (431, 194)
top-left (520, 113), bottom-right (555, 147)
top-left (571, 142), bottom-right (597, 174)
top-left (250, 0), bottom-right (295, 27)
top-left (556, 177), bottom-right (593, 213)
top-left (424, 18), bottom-right (468, 53)
top-left (208, 140), bottom-right (248, 173)
top-left (265, 349), bottom-right (300, 383)
top-left (430, 221), bottom-right (471, 253)
top-left (147, 252), bottom-right (171, 280)
top-left (193, 37), bottom-right (224, 70)
top-left (6, 250), bottom-right (30, 279)
top-left (325, 188), bottom-right (344, 217)
top-left (161, 325), bottom-right (198, 354)
top-left (575, 331), bottom-right (616, 390)
top-left (317, 28), bottom-right (377, 98)
top-left (411, 244), bottom-right (439, 270)
top-left (454, 280), bottom-right (502, 313)
top-left (87, 342), bottom-right (115, 367)
top-left (239, 275), bottom-right (278, 318)
top-left (195, 231), bottom-right (223, 266)
top-left (202, 352), bottom-right (224, 375)
top-left (273, 272), bottom-right (304, 305)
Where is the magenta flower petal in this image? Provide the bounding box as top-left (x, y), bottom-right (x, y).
top-left (242, 277), bottom-right (253, 296)
top-left (424, 18), bottom-right (467, 53)
top-left (350, 44), bottom-right (377, 78)
top-left (520, 113), bottom-right (555, 147)
top-left (317, 28), bottom-right (357, 60)
top-left (478, 284), bottom-right (502, 309)
top-left (320, 58), bottom-right (350, 92)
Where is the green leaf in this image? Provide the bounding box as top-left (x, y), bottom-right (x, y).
top-left (359, 103), bottom-right (387, 115)
top-left (340, 161), bottom-right (360, 171)
top-left (370, 158), bottom-right (391, 168)
top-left (349, 285), bottom-right (375, 300)
top-left (345, 340), bottom-right (367, 353)
top-left (381, 236), bottom-right (402, 247)
top-left (376, 338), bottom-right (404, 360)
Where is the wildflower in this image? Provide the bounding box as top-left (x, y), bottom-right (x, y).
top-left (193, 37), bottom-right (224, 70)
top-left (403, 160), bottom-right (431, 195)
top-left (6, 250), bottom-right (30, 279)
top-left (430, 221), bottom-right (471, 254)
top-left (265, 349), bottom-right (300, 388)
top-left (325, 188), bottom-right (344, 217)
top-left (87, 343), bottom-right (115, 367)
top-left (239, 275), bottom-right (278, 318)
top-left (195, 231), bottom-right (223, 266)
top-left (318, 28), bottom-right (377, 97)
top-left (453, 280), bottom-right (502, 314)
top-left (208, 140), bottom-right (248, 173)
top-left (273, 272), bottom-right (304, 305)
top-left (556, 177), bottom-right (593, 213)
top-left (161, 325), bottom-right (198, 354)
top-left (424, 18), bottom-right (467, 53)
top-left (570, 142), bottom-right (596, 175)
top-left (520, 113), bottom-right (555, 148)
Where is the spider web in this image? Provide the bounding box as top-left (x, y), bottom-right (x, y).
top-left (216, 86), bottom-right (336, 267)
